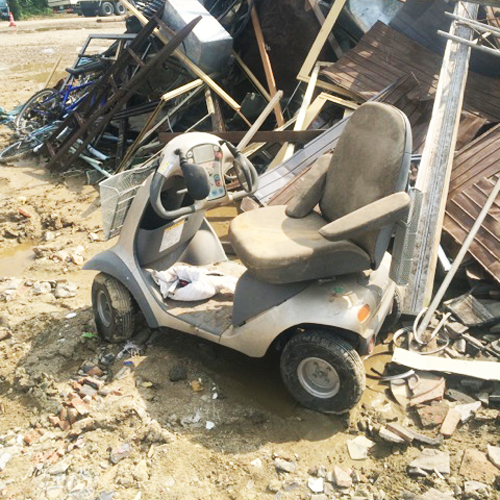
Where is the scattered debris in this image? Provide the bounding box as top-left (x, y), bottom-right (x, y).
top-left (347, 436), bottom-right (375, 460)
top-left (408, 449), bottom-right (450, 475)
top-left (110, 443), bottom-right (131, 465)
top-left (274, 458), bottom-right (296, 474)
top-left (459, 448), bottom-right (499, 483)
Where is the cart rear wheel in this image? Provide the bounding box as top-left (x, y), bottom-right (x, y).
top-left (92, 273), bottom-right (135, 343)
top-left (280, 330), bottom-right (365, 413)
top-left (381, 287), bottom-right (403, 333)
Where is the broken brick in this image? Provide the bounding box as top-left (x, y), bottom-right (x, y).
top-left (70, 380), bottom-right (83, 391)
top-left (79, 384), bottom-right (97, 398)
top-left (332, 466), bottom-right (352, 488)
top-left (68, 417), bottom-right (95, 437)
top-left (459, 449), bottom-right (499, 482)
top-left (417, 403), bottom-right (450, 428)
top-left (440, 408), bottom-right (461, 437)
top-left (86, 366), bottom-right (103, 377)
top-left (24, 430), bottom-right (42, 446)
top-left (70, 397), bottom-right (91, 416)
top-left (58, 420), bottom-right (70, 431)
top-left (48, 415), bottom-right (60, 427)
top-left (410, 378), bottom-right (446, 406)
top-left (67, 408), bottom-right (78, 425)
top-left (17, 207), bottom-right (32, 218)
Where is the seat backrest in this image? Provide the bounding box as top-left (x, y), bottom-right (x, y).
top-left (319, 102), bottom-right (412, 268)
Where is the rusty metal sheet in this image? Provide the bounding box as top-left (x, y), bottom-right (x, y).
top-left (445, 124), bottom-right (500, 283)
top-left (323, 22), bottom-right (500, 122)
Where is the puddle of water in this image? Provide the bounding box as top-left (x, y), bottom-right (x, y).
top-left (0, 242), bottom-right (35, 278)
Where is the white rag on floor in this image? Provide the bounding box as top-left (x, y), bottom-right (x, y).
top-left (151, 264), bottom-right (238, 302)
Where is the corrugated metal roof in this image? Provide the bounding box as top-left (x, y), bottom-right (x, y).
top-left (323, 22), bottom-right (500, 122)
top-left (444, 124), bottom-right (500, 283)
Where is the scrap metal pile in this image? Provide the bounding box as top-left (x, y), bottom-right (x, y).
top-left (0, 0), bottom-right (360, 179)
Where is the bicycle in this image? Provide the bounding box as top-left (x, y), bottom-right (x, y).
top-left (0, 123), bottom-right (61, 163)
top-left (15, 59), bottom-right (107, 134)
top-left (0, 121), bottom-right (112, 174)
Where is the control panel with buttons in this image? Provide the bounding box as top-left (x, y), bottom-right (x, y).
top-left (189, 144), bottom-right (226, 200)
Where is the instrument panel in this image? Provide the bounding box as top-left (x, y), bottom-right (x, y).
top-left (186, 143), bottom-right (226, 201)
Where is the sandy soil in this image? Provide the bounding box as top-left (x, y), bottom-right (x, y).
top-left (0, 15), bottom-right (498, 500)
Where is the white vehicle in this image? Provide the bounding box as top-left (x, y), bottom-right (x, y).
top-left (48, 0), bottom-right (79, 10)
top-left (85, 102), bottom-right (416, 414)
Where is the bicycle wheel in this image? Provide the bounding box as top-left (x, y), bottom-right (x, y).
top-left (0, 137), bottom-right (40, 163)
top-left (15, 89), bottom-right (62, 133)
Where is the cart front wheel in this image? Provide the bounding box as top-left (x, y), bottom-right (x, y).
top-left (92, 273), bottom-right (135, 343)
top-left (280, 330), bottom-right (365, 413)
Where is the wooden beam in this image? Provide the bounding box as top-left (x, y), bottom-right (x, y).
top-left (321, 92), bottom-right (359, 110)
top-left (403, 2), bottom-right (480, 315)
top-left (283, 62), bottom-right (321, 160)
top-left (158, 130), bottom-right (324, 144)
top-left (300, 73), bottom-right (364, 101)
top-left (237, 90), bottom-right (284, 150)
top-left (161, 79), bottom-right (204, 102)
top-left (297, 0), bottom-right (348, 81)
top-left (306, 0), bottom-right (344, 59)
top-left (247, 0), bottom-right (285, 125)
top-left (119, 0), bottom-right (249, 125)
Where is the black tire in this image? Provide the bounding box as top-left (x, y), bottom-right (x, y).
top-left (92, 273), bottom-right (135, 343)
top-left (15, 89), bottom-right (60, 133)
top-left (0, 138), bottom-right (40, 163)
top-left (114, 1), bottom-right (126, 15)
top-left (280, 331), bottom-right (366, 414)
top-left (100, 1), bottom-right (114, 16)
top-left (381, 287), bottom-right (403, 333)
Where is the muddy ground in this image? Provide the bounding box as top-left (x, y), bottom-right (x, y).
top-left (0, 15), bottom-right (499, 500)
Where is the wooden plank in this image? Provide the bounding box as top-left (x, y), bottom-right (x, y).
top-left (158, 130), bottom-right (324, 145)
top-left (322, 21), bottom-right (500, 121)
top-left (298, 0), bottom-right (348, 81)
top-left (247, 0), bottom-right (284, 126)
top-left (405, 2), bottom-right (479, 318)
top-left (393, 347), bottom-right (500, 381)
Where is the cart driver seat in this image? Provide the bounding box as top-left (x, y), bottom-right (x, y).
top-left (228, 102), bottom-right (413, 285)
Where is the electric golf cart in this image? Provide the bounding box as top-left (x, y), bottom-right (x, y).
top-left (85, 102), bottom-right (415, 413)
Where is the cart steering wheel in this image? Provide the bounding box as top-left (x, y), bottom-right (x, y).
top-left (150, 144), bottom-right (258, 220)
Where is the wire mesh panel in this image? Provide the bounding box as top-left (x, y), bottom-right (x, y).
top-left (100, 162), bottom-right (156, 240)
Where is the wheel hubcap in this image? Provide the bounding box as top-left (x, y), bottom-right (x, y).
top-left (97, 290), bottom-right (112, 327)
top-left (297, 357), bottom-right (340, 399)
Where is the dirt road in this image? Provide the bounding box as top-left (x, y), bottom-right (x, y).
top-left (0, 15), bottom-right (498, 500)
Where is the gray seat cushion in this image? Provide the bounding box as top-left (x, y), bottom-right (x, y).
top-left (229, 205), bottom-right (370, 284)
